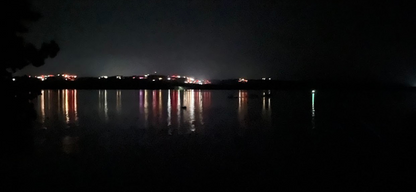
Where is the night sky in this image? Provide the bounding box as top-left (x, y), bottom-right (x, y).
top-left (16, 0), bottom-right (416, 84)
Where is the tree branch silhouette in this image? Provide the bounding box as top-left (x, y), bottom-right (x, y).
top-left (2, 0), bottom-right (59, 78)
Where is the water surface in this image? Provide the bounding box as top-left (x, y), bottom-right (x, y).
top-left (29, 89), bottom-right (416, 190)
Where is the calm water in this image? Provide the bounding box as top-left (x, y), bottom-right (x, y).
top-left (28, 89), bottom-right (416, 190)
top-left (34, 89), bottom-right (274, 135)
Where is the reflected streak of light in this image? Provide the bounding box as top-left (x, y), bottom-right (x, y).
top-left (104, 90), bottom-right (108, 122)
top-left (99, 90), bottom-right (102, 112)
top-left (238, 90), bottom-right (248, 128)
top-left (239, 91), bottom-right (241, 110)
top-left (74, 90), bottom-right (78, 122)
top-left (238, 90), bottom-right (247, 111)
top-left (144, 90), bottom-right (148, 127)
top-left (312, 91), bottom-right (315, 129)
top-left (48, 90), bottom-right (51, 111)
top-left (41, 90), bottom-right (45, 123)
top-left (159, 90), bottom-right (162, 123)
top-left (116, 90), bottom-right (122, 114)
top-left (139, 90), bottom-right (143, 125)
top-left (199, 90), bottom-right (203, 126)
top-left (167, 90), bottom-right (171, 126)
top-left (139, 90), bottom-right (143, 113)
top-left (190, 90), bottom-right (195, 132)
top-left (262, 91), bottom-right (271, 118)
top-left (267, 89), bottom-right (271, 109)
top-left (312, 91), bottom-right (315, 117)
top-left (183, 90), bottom-right (188, 128)
top-left (268, 97), bottom-right (271, 109)
top-left (57, 90), bottom-right (61, 114)
top-left (203, 91), bottom-right (211, 111)
top-left (61, 90), bottom-right (65, 117)
top-left (178, 90), bottom-right (181, 128)
top-left (65, 89), bottom-right (69, 123)
top-left (152, 90), bottom-right (157, 122)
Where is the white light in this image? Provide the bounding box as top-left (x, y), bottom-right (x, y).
top-left (152, 79), bottom-right (155, 81)
top-left (167, 77), bottom-right (171, 80)
top-left (262, 78), bottom-right (266, 80)
top-left (177, 76), bottom-right (181, 78)
top-left (158, 77), bottom-right (162, 80)
top-left (12, 78), bottom-right (15, 81)
top-left (268, 78), bottom-right (271, 80)
top-left (312, 90), bottom-right (315, 93)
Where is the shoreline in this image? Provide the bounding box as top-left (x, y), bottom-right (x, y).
top-left (4, 79), bottom-right (414, 91)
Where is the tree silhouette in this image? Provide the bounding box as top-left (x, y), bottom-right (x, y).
top-left (2, 0), bottom-right (59, 79)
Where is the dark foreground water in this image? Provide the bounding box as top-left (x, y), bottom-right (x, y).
top-left (5, 89), bottom-right (416, 190)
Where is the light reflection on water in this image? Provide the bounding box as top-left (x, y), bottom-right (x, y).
top-left (312, 90), bottom-right (316, 129)
top-left (40, 90), bottom-right (45, 123)
top-left (38, 90), bottom-right (79, 126)
top-left (167, 89), bottom-right (171, 127)
top-left (262, 90), bottom-right (272, 126)
top-left (35, 89), bottom-right (275, 134)
top-left (238, 90), bottom-right (248, 128)
top-left (98, 90), bottom-right (108, 122)
top-left (28, 89), bottom-right (416, 188)
top-left (116, 90), bottom-right (121, 114)
top-left (198, 90), bottom-right (204, 126)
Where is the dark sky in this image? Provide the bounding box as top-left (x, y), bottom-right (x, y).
top-left (16, 0), bottom-right (416, 84)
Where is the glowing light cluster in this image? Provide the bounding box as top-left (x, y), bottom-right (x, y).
top-left (98, 76), bottom-right (108, 79)
top-left (62, 74), bottom-right (77, 81)
top-left (36, 75), bottom-right (53, 81)
top-left (174, 75), bottom-right (211, 84)
top-left (129, 73), bottom-right (211, 84)
top-left (238, 78), bottom-right (248, 83)
top-left (35, 74), bottom-right (76, 81)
